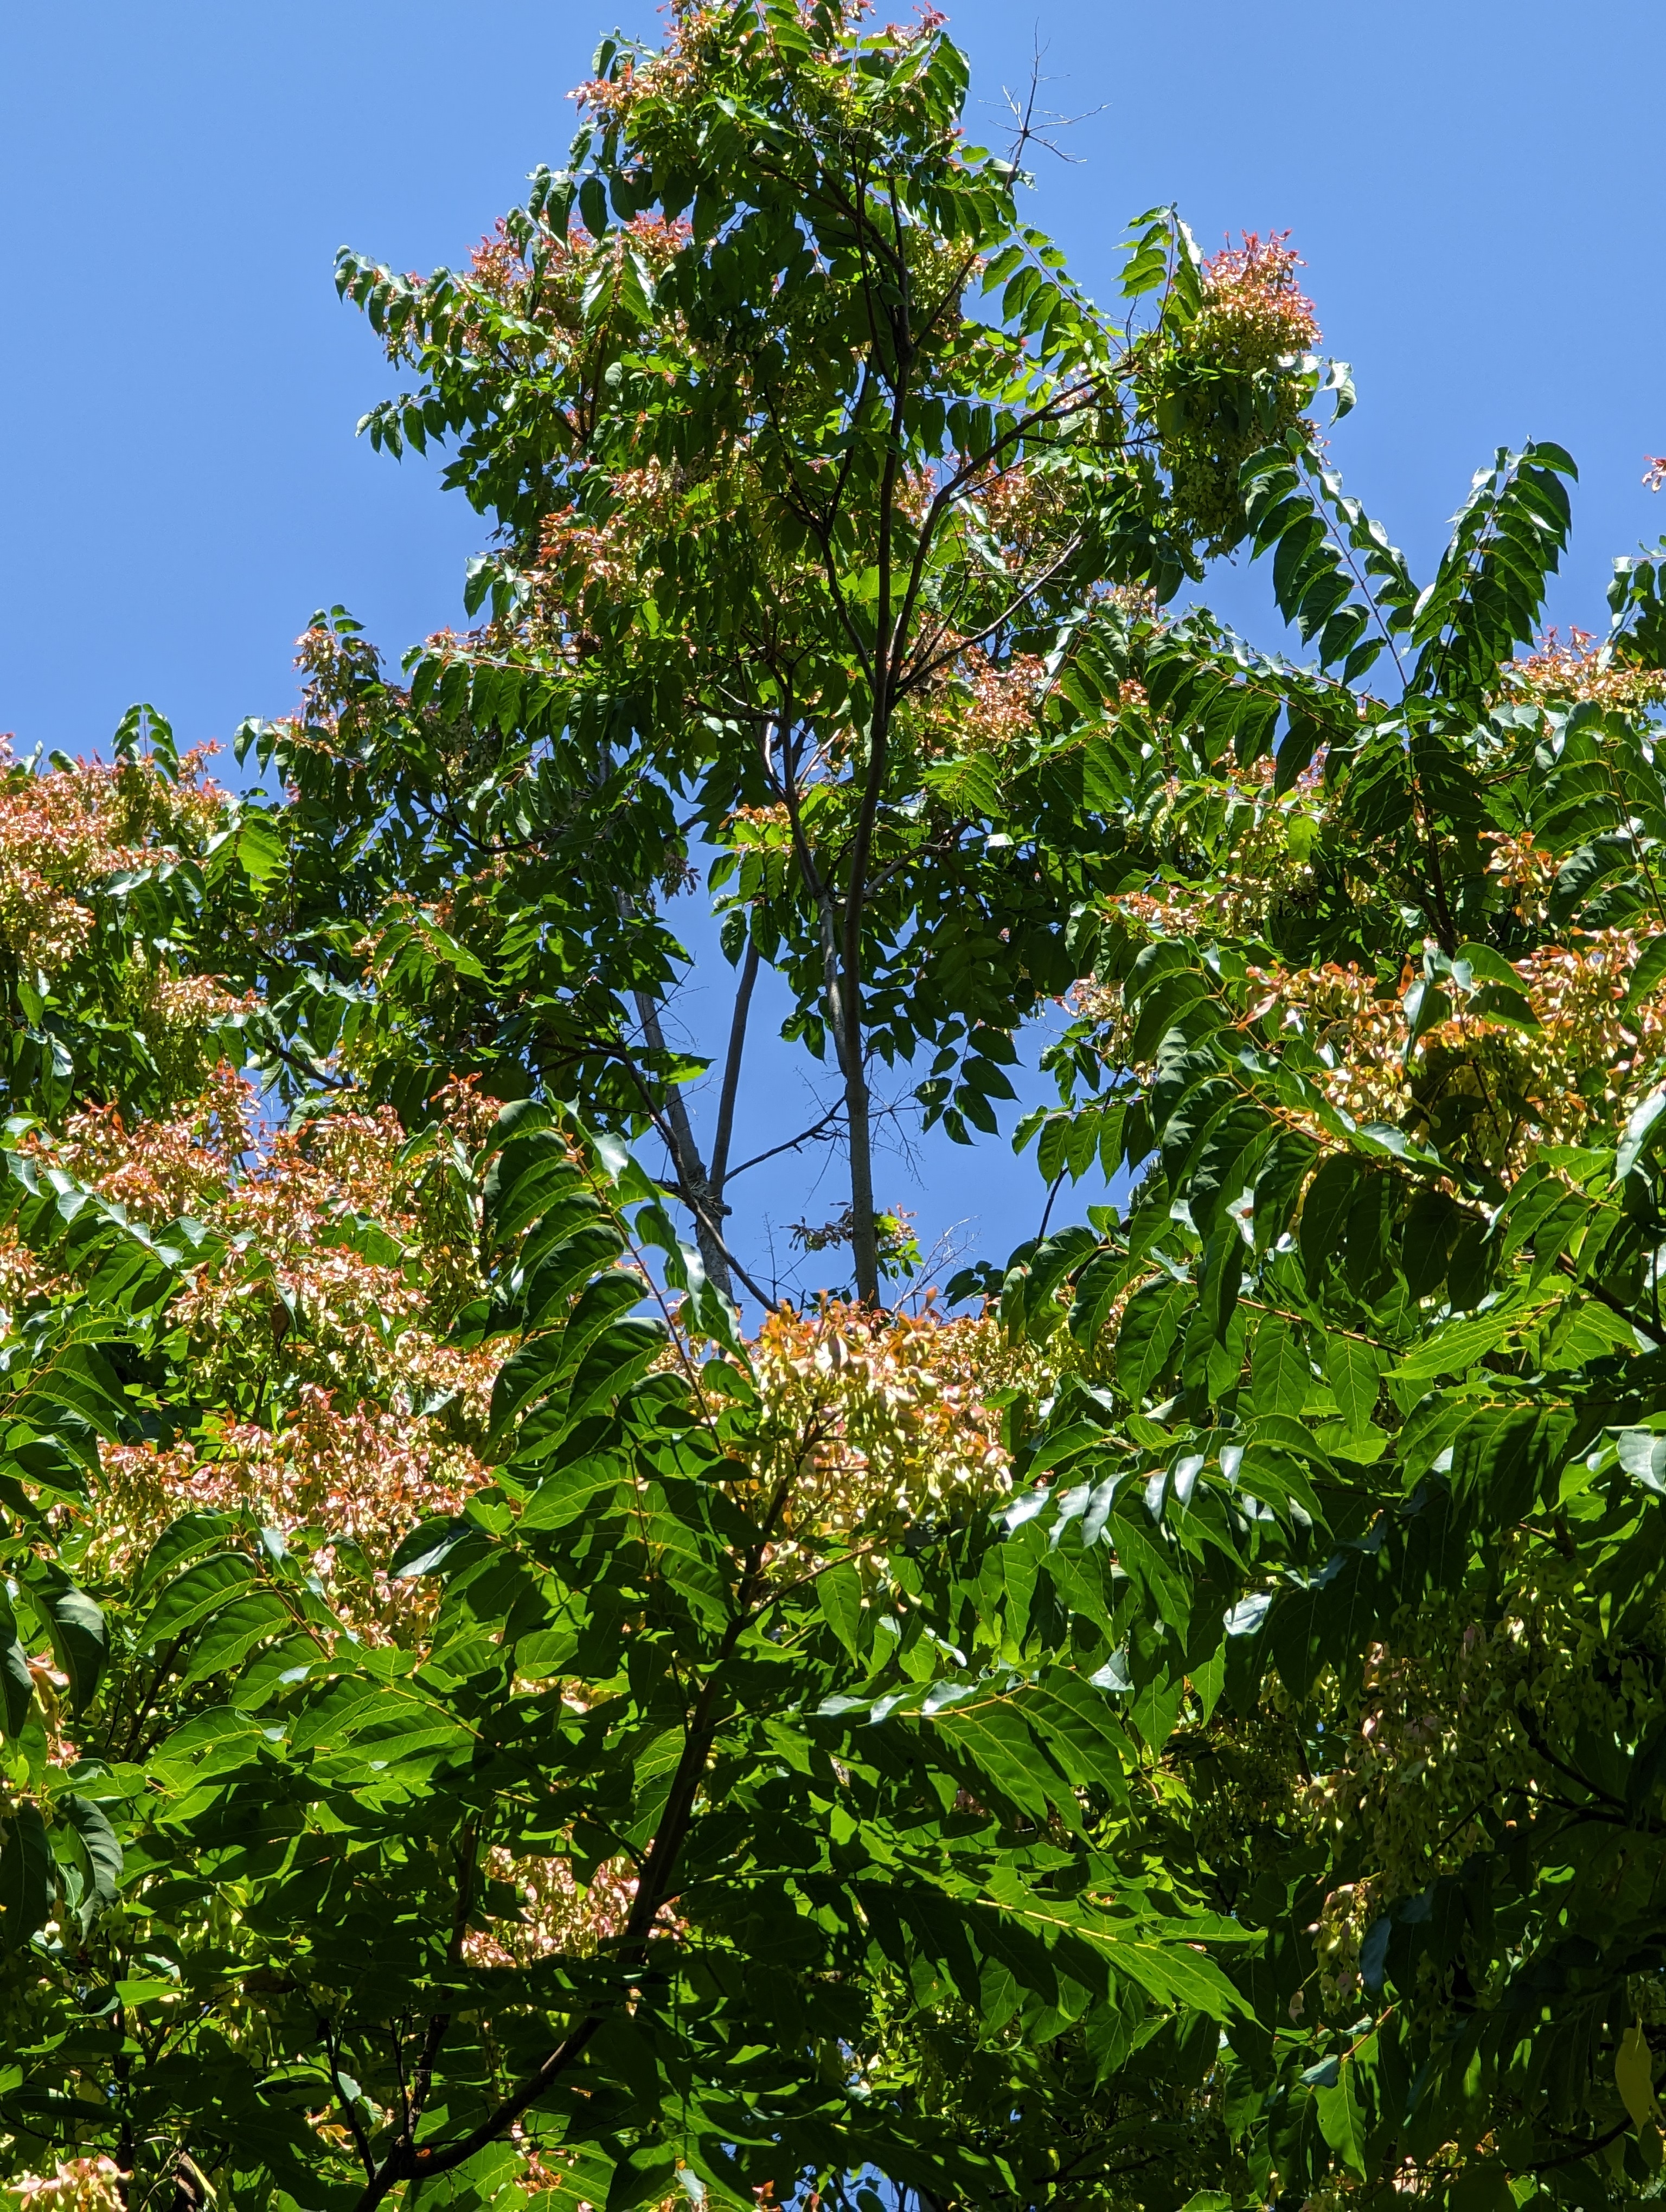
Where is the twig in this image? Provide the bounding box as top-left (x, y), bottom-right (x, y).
top-left (725, 1102), bottom-right (846, 1181)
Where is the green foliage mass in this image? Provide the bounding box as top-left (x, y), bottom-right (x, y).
top-left (1, 3), bottom-right (1665, 2209)
top-left (964, 439), bottom-right (1666, 2206)
top-left (314, 0), bottom-right (1328, 1302)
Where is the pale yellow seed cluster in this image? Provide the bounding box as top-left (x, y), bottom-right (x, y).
top-left (1502, 626), bottom-right (1666, 712)
top-left (742, 1300), bottom-right (1021, 1565)
top-left (10, 2156), bottom-right (127, 2210)
top-left (0, 743), bottom-right (227, 974)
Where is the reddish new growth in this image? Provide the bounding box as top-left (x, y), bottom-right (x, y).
top-left (1156, 230), bottom-right (1322, 551)
top-left (12, 2156), bottom-right (126, 2209)
top-left (1505, 626), bottom-right (1666, 713)
top-left (35, 1076), bottom-right (500, 1634)
top-left (0, 741), bottom-right (227, 973)
top-left (1198, 232), bottom-right (1320, 364)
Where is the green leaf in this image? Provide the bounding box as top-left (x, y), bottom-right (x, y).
top-left (0, 1590), bottom-right (33, 1739)
top-left (1250, 1318), bottom-right (1310, 1418)
top-left (1452, 1406), bottom-right (1569, 1526)
top-left (180, 1593), bottom-right (294, 1684)
top-left (138, 1553), bottom-right (258, 1656)
top-left (0, 1804), bottom-right (52, 1949)
top-left (1299, 1155), bottom-right (1358, 1285)
top-left (1453, 941), bottom-right (1521, 988)
top-left (817, 1560), bottom-right (864, 1657)
top-left (1315, 2057), bottom-right (1370, 2183)
top-left (235, 812), bottom-right (286, 890)
top-left (1393, 1303), bottom-right (1527, 1382)
top-left (1617, 1088), bottom-right (1666, 1181)
top-left (61, 1795), bottom-right (123, 1924)
top-left (605, 2147), bottom-right (678, 2212)
top-left (1324, 1336), bottom-right (1382, 1436)
top-left (28, 1572), bottom-right (107, 1713)
top-left (1626, 934), bottom-right (1666, 1012)
top-left (1115, 1278), bottom-right (1188, 1402)
top-left (1468, 981), bottom-right (1540, 1031)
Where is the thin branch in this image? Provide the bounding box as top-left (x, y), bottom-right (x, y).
top-left (1036, 1168), bottom-right (1067, 1243)
top-left (899, 530), bottom-right (1088, 699)
top-left (660, 1169), bottom-right (780, 1309)
top-left (602, 1040), bottom-right (771, 1303)
top-left (765, 713), bottom-right (853, 1082)
top-left (321, 2019), bottom-right (377, 2182)
top-left (709, 936), bottom-right (760, 1194)
top-left (1514, 1700), bottom-right (1631, 1816)
top-left (1295, 451), bottom-right (1409, 693)
top-left (1528, 2107), bottom-right (1639, 2175)
top-left (726, 1101), bottom-right (846, 1181)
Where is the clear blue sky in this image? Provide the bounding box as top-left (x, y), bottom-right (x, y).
top-left (4, 0), bottom-right (1664, 1294)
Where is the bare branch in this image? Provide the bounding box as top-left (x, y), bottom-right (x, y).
top-left (709, 935), bottom-right (761, 1194)
top-left (726, 1101), bottom-right (846, 1181)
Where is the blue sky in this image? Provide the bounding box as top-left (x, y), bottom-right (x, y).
top-left (4, 0), bottom-right (1664, 1296)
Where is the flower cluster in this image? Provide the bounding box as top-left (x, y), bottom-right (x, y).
top-left (39, 1063), bottom-right (254, 1226)
top-left (1502, 625), bottom-right (1666, 712)
top-left (572, 0), bottom-right (891, 130)
top-left (1152, 233), bottom-right (1322, 551)
top-left (1242, 931), bottom-right (1666, 1173)
top-left (10, 2157), bottom-right (127, 2209)
top-left (0, 741), bottom-right (226, 974)
top-left (93, 1391), bottom-right (483, 1639)
top-left (22, 1070), bottom-right (501, 1635)
top-left (1244, 960), bottom-right (1412, 1129)
top-left (1095, 749), bottom-right (1327, 947)
top-left (530, 443), bottom-right (732, 650)
top-left (1482, 827), bottom-right (1560, 927)
top-left (1195, 233), bottom-right (1319, 364)
top-left (743, 1299), bottom-right (1022, 1557)
top-left (917, 646), bottom-right (1046, 758)
top-left (1295, 1558), bottom-right (1659, 2017)
top-left (463, 1851), bottom-right (657, 1970)
top-left (962, 456), bottom-right (1075, 574)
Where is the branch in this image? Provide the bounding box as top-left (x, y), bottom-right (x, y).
top-left (1295, 451), bottom-right (1409, 693)
top-left (352, 1598), bottom-right (762, 2210)
top-left (1529, 2107), bottom-right (1638, 2175)
top-left (899, 529), bottom-right (1088, 699)
top-left (708, 937), bottom-right (760, 1194)
top-left (659, 1167), bottom-right (780, 1309)
top-left (1514, 1697), bottom-right (1631, 1816)
top-left (609, 1046), bottom-right (780, 1309)
top-left (726, 1101), bottom-right (845, 1180)
top-left (764, 715), bottom-right (853, 1083)
top-left (321, 2019), bottom-right (377, 2183)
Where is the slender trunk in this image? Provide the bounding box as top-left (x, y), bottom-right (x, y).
top-left (812, 867), bottom-right (876, 1305)
top-left (632, 984), bottom-right (732, 1297)
top-left (841, 999), bottom-right (879, 1302)
top-left (838, 316), bottom-right (908, 1305)
top-left (771, 715), bottom-right (880, 1302)
top-left (708, 938), bottom-right (759, 1198)
top-left (602, 750), bottom-right (735, 1297)
top-left (840, 693), bottom-right (894, 1308)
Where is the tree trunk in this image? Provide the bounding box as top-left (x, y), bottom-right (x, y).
top-left (708, 938), bottom-right (759, 1200)
top-left (632, 986), bottom-right (732, 1298)
top-left (838, 679), bottom-right (894, 1308)
top-left (840, 963), bottom-right (879, 1304)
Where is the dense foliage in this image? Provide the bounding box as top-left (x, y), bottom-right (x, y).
top-left (969, 456), bottom-right (1666, 2207)
top-left (317, 0), bottom-right (1332, 1301)
top-left (5, 4), bottom-right (1666, 2210)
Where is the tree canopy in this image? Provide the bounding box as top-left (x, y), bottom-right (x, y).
top-left (317, 0), bottom-right (1331, 1302)
top-left (3, 4), bottom-right (1666, 2210)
